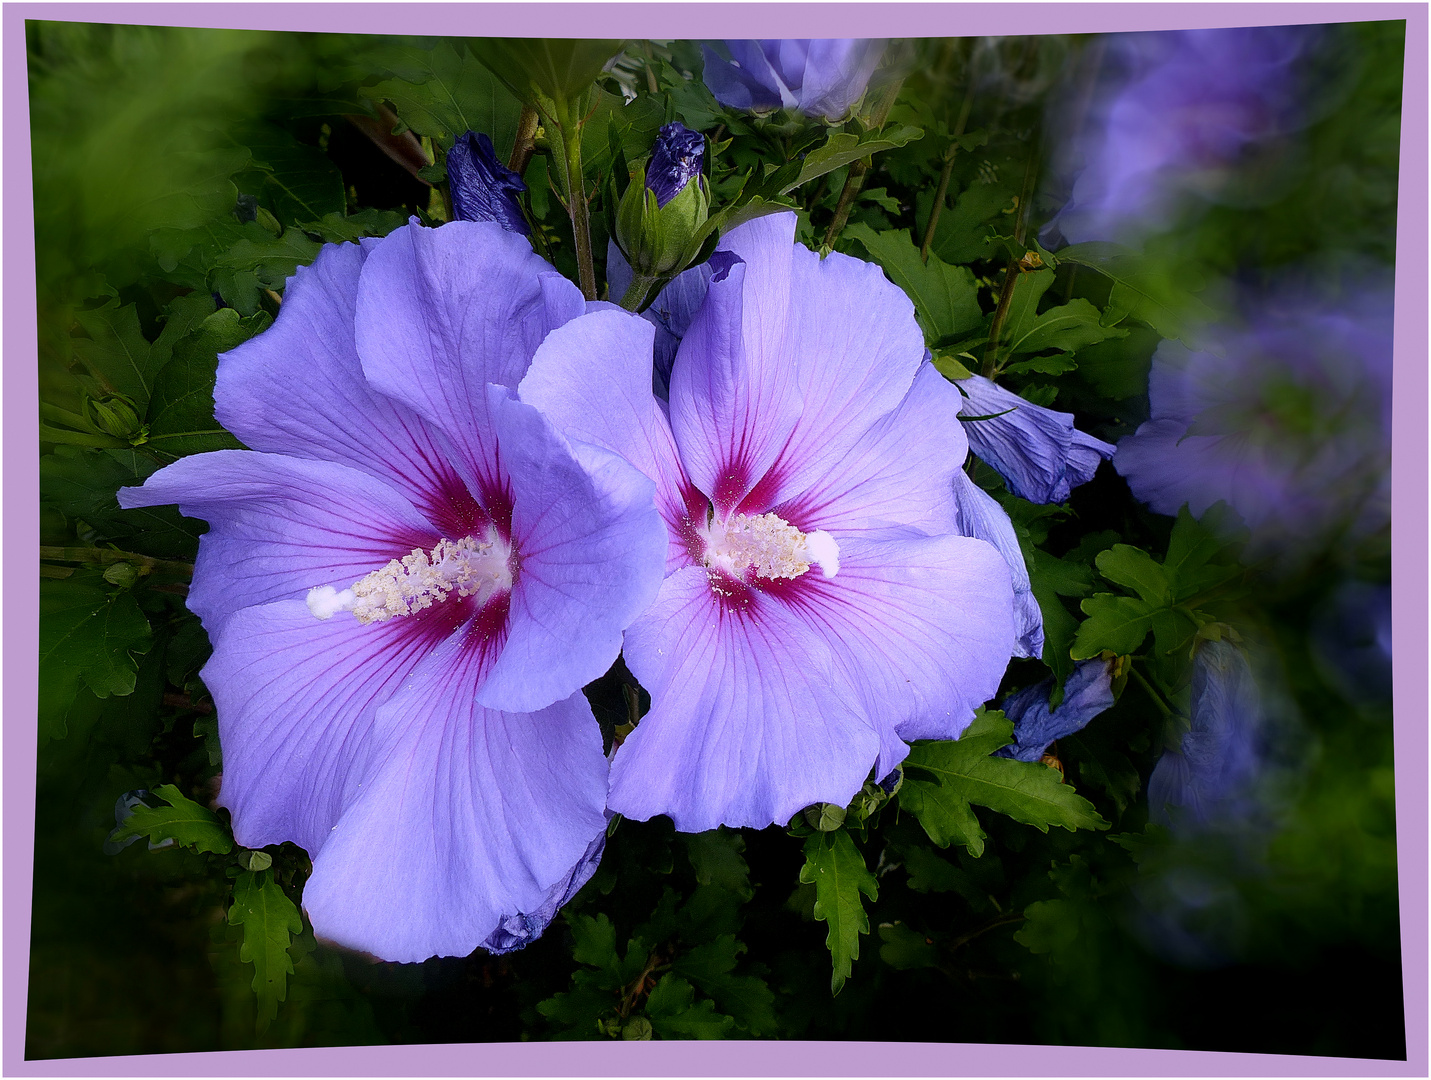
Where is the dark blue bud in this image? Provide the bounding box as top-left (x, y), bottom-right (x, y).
top-left (646, 122), bottom-right (705, 209)
top-left (447, 131), bottom-right (530, 235)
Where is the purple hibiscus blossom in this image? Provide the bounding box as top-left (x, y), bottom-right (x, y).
top-left (702, 40), bottom-right (886, 121)
top-left (1047, 26), bottom-right (1315, 245)
top-left (994, 658), bottom-right (1116, 763)
top-left (119, 221), bottom-right (666, 963)
top-left (447, 131), bottom-right (529, 235)
top-left (523, 213), bottom-right (1017, 832)
top-left (1114, 281), bottom-right (1392, 561)
top-left (957, 374), bottom-right (1116, 505)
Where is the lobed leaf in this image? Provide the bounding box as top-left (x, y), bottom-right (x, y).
top-left (228, 868), bottom-right (303, 1031)
top-left (799, 830), bottom-right (878, 995)
top-left (108, 782), bottom-right (233, 855)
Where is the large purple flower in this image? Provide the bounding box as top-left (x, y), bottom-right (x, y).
top-left (702, 40), bottom-right (886, 122)
top-left (523, 213), bottom-right (1017, 832)
top-left (119, 221), bottom-right (666, 963)
top-left (1114, 281), bottom-right (1392, 560)
top-left (1047, 27), bottom-right (1315, 244)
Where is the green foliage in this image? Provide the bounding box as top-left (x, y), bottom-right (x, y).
top-left (108, 783), bottom-right (233, 855)
top-left (682, 829), bottom-right (753, 900)
top-left (38, 572), bottom-right (153, 741)
top-left (799, 830), bottom-right (878, 994)
top-left (843, 222), bottom-right (982, 345)
top-left (899, 711), bottom-right (1109, 857)
top-left (1055, 242), bottom-right (1216, 345)
top-left (228, 869), bottom-right (303, 1032)
top-left (146, 308), bottom-right (269, 460)
top-left (368, 41), bottom-right (523, 155)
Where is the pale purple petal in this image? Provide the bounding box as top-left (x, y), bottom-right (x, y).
top-left (613, 567), bottom-right (881, 832)
top-left (702, 43), bottom-right (788, 113)
top-left (353, 220), bottom-right (558, 506)
top-left (605, 240), bottom-right (723, 396)
top-left (302, 626), bottom-right (608, 963)
top-left (995, 658), bottom-right (1115, 762)
top-left (797, 40), bottom-right (886, 120)
top-left (777, 362), bottom-right (967, 537)
top-left (118, 451), bottom-right (437, 634)
top-left (482, 830), bottom-right (606, 955)
top-left (203, 598), bottom-right (464, 860)
top-left (950, 469), bottom-right (1045, 659)
top-left (212, 242), bottom-right (481, 534)
top-left (477, 386), bottom-right (668, 713)
top-left (785, 533), bottom-right (1016, 746)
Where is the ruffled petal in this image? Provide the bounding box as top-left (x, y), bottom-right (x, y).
top-left (212, 242), bottom-right (479, 534)
top-left (302, 625), bottom-right (608, 963)
top-left (118, 451), bottom-right (437, 634)
top-left (950, 469), bottom-right (1045, 659)
top-left (613, 566), bottom-right (880, 832)
top-left (782, 532), bottom-right (1016, 746)
top-left (477, 386), bottom-right (667, 713)
top-left (701, 43), bottom-right (787, 112)
top-left (796, 39), bottom-right (885, 120)
top-left (354, 220), bottom-right (559, 506)
top-left (203, 597), bottom-right (464, 860)
top-left (776, 362), bottom-right (967, 537)
top-left (996, 658), bottom-right (1115, 762)
top-left (668, 215), bottom-right (802, 515)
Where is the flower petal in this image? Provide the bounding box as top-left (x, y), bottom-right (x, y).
top-left (354, 220), bottom-right (560, 506)
top-left (212, 241), bottom-right (478, 533)
top-left (996, 658), bottom-right (1115, 762)
top-left (118, 451), bottom-right (437, 634)
top-left (667, 214), bottom-right (802, 515)
top-left (797, 40), bottom-right (885, 120)
top-left (950, 469), bottom-right (1045, 659)
top-left (477, 386), bottom-right (668, 713)
top-left (701, 43), bottom-right (787, 112)
top-left (302, 624), bottom-right (608, 963)
top-left (203, 597), bottom-right (464, 860)
top-left (613, 566), bottom-right (880, 832)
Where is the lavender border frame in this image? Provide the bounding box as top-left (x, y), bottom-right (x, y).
top-left (5, 4), bottom-right (1425, 1075)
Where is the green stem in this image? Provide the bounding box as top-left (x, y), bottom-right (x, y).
top-left (981, 148), bottom-right (1042, 377)
top-left (38, 423), bottom-right (126, 448)
top-left (1129, 664), bottom-right (1175, 720)
top-left (920, 87), bottom-right (975, 262)
top-left (620, 271), bottom-right (660, 313)
top-left (822, 159), bottom-right (869, 249)
top-left (40, 545), bottom-right (195, 576)
top-left (554, 97), bottom-right (597, 300)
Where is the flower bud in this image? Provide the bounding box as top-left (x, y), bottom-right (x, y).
top-left (85, 393), bottom-right (144, 441)
top-left (103, 562), bottom-right (140, 588)
top-left (614, 124), bottom-right (709, 279)
top-left (621, 1016), bottom-right (654, 1040)
top-left (803, 801), bottom-right (847, 832)
top-left (446, 131), bottom-right (530, 235)
top-left (241, 849), bottom-right (273, 872)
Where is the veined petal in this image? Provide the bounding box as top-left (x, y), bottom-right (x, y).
top-left (118, 451), bottom-right (437, 634)
top-left (212, 241), bottom-right (479, 534)
top-left (203, 597), bottom-right (464, 860)
top-left (777, 362), bottom-right (968, 536)
top-left (354, 220), bottom-right (557, 506)
top-left (781, 532), bottom-right (1016, 746)
top-left (477, 386), bottom-right (667, 713)
top-left (302, 625), bottom-right (608, 964)
top-left (613, 566), bottom-right (880, 832)
top-left (668, 215), bottom-right (802, 515)
top-left (797, 39), bottom-right (885, 120)
top-left (996, 658), bottom-right (1116, 762)
top-left (701, 43), bottom-right (788, 113)
top-left (950, 469), bottom-right (1045, 659)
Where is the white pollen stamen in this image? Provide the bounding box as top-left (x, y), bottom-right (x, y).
top-left (308, 535), bottom-right (512, 624)
top-left (702, 512), bottom-right (840, 582)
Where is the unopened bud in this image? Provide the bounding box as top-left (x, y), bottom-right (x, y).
top-left (615, 123), bottom-right (709, 278)
top-left (803, 802), bottom-right (847, 832)
top-left (86, 394), bottom-right (143, 440)
top-left (103, 562), bottom-right (140, 588)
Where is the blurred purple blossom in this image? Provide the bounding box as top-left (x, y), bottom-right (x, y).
top-left (120, 221), bottom-right (667, 963)
top-left (1047, 26), bottom-right (1317, 245)
top-left (524, 212), bottom-right (1018, 832)
top-left (1311, 580), bottom-right (1393, 704)
top-left (702, 40), bottom-right (886, 121)
top-left (447, 131), bottom-right (530, 235)
top-left (1114, 280), bottom-right (1392, 561)
top-left (995, 658), bottom-right (1116, 762)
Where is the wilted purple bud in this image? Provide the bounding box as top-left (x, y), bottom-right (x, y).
top-left (446, 131), bottom-right (530, 236)
top-left (702, 39), bottom-right (886, 122)
top-left (995, 658), bottom-right (1116, 762)
top-left (646, 122), bottom-right (705, 209)
top-left (958, 374), bottom-right (1115, 504)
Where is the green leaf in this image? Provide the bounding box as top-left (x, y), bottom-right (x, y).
top-left (467, 38), bottom-right (626, 109)
top-left (536, 982), bottom-right (614, 1039)
top-left (369, 41), bottom-right (525, 155)
top-left (40, 447), bottom-right (202, 559)
top-left (899, 711), bottom-right (1109, 856)
top-left (228, 869), bottom-right (303, 1032)
top-left (1095, 545), bottom-right (1174, 606)
top-left (1014, 898), bottom-right (1081, 957)
top-left (672, 935), bottom-right (777, 1036)
top-left (1007, 297), bottom-right (1127, 357)
top-left (71, 300), bottom-right (159, 404)
top-left (1070, 594), bottom-right (1158, 659)
top-left (996, 267), bottom-right (1055, 350)
top-left (799, 830), bottom-right (878, 994)
top-left (878, 922), bottom-right (940, 970)
top-left (299, 209), bottom-right (410, 244)
top-left (233, 122), bottom-right (345, 223)
top-left (642, 973), bottom-right (735, 1040)
top-left (38, 574), bottom-right (152, 741)
top-left (108, 782), bottom-right (233, 855)
top-left (568, 912), bottom-right (624, 988)
top-left (683, 828), bottom-right (753, 900)
top-left (790, 125), bottom-right (923, 190)
top-left (843, 223), bottom-right (982, 346)
top-left (213, 228), bottom-right (322, 289)
top-left (1003, 352), bottom-right (1078, 377)
top-left (1055, 242), bottom-right (1216, 345)
top-left (146, 308), bottom-right (267, 459)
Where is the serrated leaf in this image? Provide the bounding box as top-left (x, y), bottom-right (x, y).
top-left (932, 180), bottom-right (1018, 265)
top-left (371, 41), bottom-right (524, 154)
top-left (467, 38), bottom-right (626, 109)
top-left (146, 308), bottom-right (266, 459)
top-left (642, 973), bottom-right (734, 1040)
top-left (996, 266), bottom-right (1055, 350)
top-left (568, 912), bottom-right (624, 987)
top-left (1014, 898), bottom-right (1081, 957)
top-left (71, 301), bottom-right (159, 404)
top-left (799, 830), bottom-right (877, 994)
top-left (900, 711), bottom-right (1109, 856)
top-left (213, 228), bottom-right (322, 289)
top-left (228, 869), bottom-right (302, 1031)
top-left (1007, 297), bottom-right (1127, 358)
top-left (536, 982), bottom-right (614, 1039)
top-left (1071, 594), bottom-right (1157, 659)
top-left (38, 574), bottom-right (153, 741)
top-left (299, 209), bottom-right (409, 244)
top-left (1003, 352), bottom-right (1078, 377)
top-left (1095, 545), bottom-right (1174, 606)
top-left (844, 223), bottom-right (982, 346)
top-left (1054, 242), bottom-right (1216, 345)
top-left (236, 124), bottom-right (346, 223)
top-left (108, 782), bottom-right (233, 855)
top-left (791, 125), bottom-right (923, 189)
top-left (878, 922), bottom-right (940, 970)
top-left (683, 828), bottom-right (752, 900)
top-left (40, 447), bottom-right (202, 559)
top-left (672, 935), bottom-right (777, 1036)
